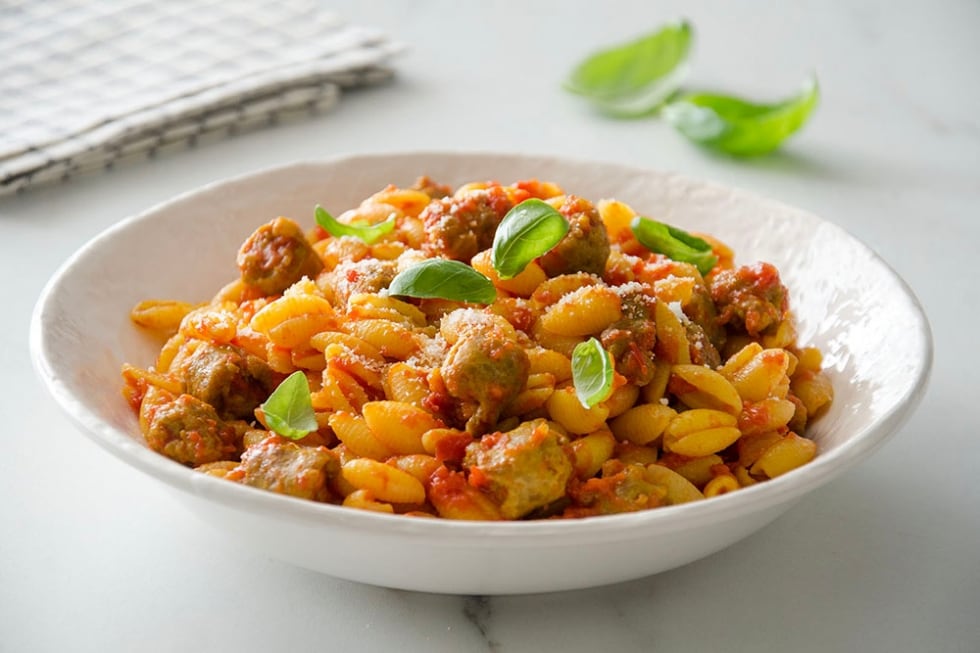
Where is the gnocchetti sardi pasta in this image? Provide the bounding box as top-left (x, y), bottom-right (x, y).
top-left (122, 175), bottom-right (833, 520)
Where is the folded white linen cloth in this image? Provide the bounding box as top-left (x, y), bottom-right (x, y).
top-left (0, 0), bottom-right (401, 196)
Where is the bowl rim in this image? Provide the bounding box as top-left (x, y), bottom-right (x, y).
top-left (29, 149), bottom-right (934, 543)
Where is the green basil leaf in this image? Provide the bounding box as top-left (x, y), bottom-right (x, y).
top-left (491, 199), bottom-right (569, 279)
top-left (564, 20), bottom-right (693, 117)
top-left (314, 204), bottom-right (395, 244)
top-left (630, 216), bottom-right (717, 276)
top-left (261, 371), bottom-right (317, 440)
top-left (572, 338), bottom-right (615, 409)
top-left (661, 76), bottom-right (819, 156)
top-left (387, 259), bottom-right (497, 304)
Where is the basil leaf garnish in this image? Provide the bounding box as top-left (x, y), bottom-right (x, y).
top-left (572, 338), bottom-right (615, 409)
top-left (261, 371), bottom-right (317, 440)
top-left (388, 259), bottom-right (497, 304)
top-left (314, 205), bottom-right (396, 244)
top-left (661, 76), bottom-right (819, 156)
top-left (564, 20), bottom-right (693, 117)
top-left (491, 199), bottom-right (569, 279)
top-left (630, 216), bottom-right (717, 276)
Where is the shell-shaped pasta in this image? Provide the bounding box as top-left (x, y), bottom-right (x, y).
top-left (321, 343), bottom-right (384, 391)
top-left (704, 473), bottom-right (740, 497)
top-left (615, 442), bottom-right (660, 466)
top-left (347, 293), bottom-right (426, 327)
top-left (610, 403), bottom-right (675, 446)
top-left (249, 293), bottom-right (335, 334)
top-left (383, 362), bottom-right (430, 407)
top-left (539, 285), bottom-right (622, 337)
top-left (310, 331), bottom-right (383, 360)
top-left (603, 383), bottom-right (640, 418)
top-left (342, 489), bottom-right (395, 513)
top-left (266, 313), bottom-right (337, 348)
top-left (471, 249), bottom-right (547, 298)
top-left (313, 236), bottom-right (370, 272)
top-left (669, 365), bottom-right (743, 415)
top-left (130, 299), bottom-right (198, 334)
top-left (652, 276), bottom-right (696, 306)
top-left (654, 300), bottom-right (692, 364)
top-left (665, 454), bottom-right (724, 487)
top-left (640, 360), bottom-right (672, 404)
top-left (643, 464), bottom-right (704, 505)
top-left (369, 188), bottom-right (433, 218)
top-left (362, 401), bottom-right (444, 455)
top-left (791, 370), bottom-right (834, 417)
top-left (341, 458), bottom-right (427, 504)
top-left (527, 348), bottom-right (573, 383)
top-left (343, 319), bottom-right (420, 360)
top-left (328, 412), bottom-right (394, 461)
top-left (530, 318), bottom-right (584, 358)
top-left (750, 432), bottom-right (817, 478)
top-left (502, 373), bottom-right (556, 418)
top-left (180, 304), bottom-right (239, 344)
top-left (738, 397), bottom-right (797, 436)
top-left (663, 409), bottom-right (741, 457)
top-left (387, 454), bottom-right (442, 484)
top-left (568, 429), bottom-right (616, 479)
top-left (530, 273), bottom-right (598, 308)
top-left (596, 198), bottom-right (637, 244)
top-left (722, 346), bottom-right (790, 402)
top-left (546, 385), bottom-right (610, 435)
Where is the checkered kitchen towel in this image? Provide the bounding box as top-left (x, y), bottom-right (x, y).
top-left (0, 0), bottom-right (402, 196)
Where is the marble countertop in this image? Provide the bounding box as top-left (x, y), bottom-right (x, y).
top-left (2, 1), bottom-right (978, 650)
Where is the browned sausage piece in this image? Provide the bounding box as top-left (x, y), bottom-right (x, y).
top-left (237, 435), bottom-right (339, 502)
top-left (179, 341), bottom-right (276, 420)
top-left (538, 195), bottom-right (610, 277)
top-left (709, 262), bottom-right (788, 337)
top-left (145, 393), bottom-right (242, 466)
top-left (464, 420), bottom-right (572, 519)
top-left (421, 187), bottom-right (513, 262)
top-left (237, 217), bottom-right (324, 296)
top-left (601, 286), bottom-right (658, 385)
top-left (441, 322), bottom-right (530, 435)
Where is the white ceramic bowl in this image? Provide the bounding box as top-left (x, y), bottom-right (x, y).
top-left (31, 152), bottom-right (932, 594)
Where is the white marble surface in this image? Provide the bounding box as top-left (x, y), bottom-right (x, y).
top-left (1, 0), bottom-right (978, 650)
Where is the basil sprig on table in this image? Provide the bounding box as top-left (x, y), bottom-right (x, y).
top-left (661, 77), bottom-right (820, 156)
top-left (260, 371), bottom-right (317, 440)
top-left (564, 20), bottom-right (692, 117)
top-left (387, 259), bottom-right (497, 304)
top-left (315, 205), bottom-right (395, 244)
top-left (565, 20), bottom-right (819, 156)
top-left (491, 199), bottom-right (569, 279)
top-left (572, 338), bottom-right (615, 409)
top-left (630, 216), bottom-right (717, 276)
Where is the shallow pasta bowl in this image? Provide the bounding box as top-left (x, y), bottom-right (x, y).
top-left (30, 151), bottom-right (932, 594)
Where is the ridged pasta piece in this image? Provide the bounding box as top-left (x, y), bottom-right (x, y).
top-left (722, 346), bottom-right (791, 402)
top-left (369, 188), bottom-right (432, 217)
top-left (663, 454), bottom-right (724, 487)
top-left (750, 432), bottom-right (817, 478)
top-left (249, 293), bottom-right (335, 334)
top-left (362, 400), bottom-right (443, 455)
top-left (342, 489), bottom-right (395, 513)
top-left (546, 385), bottom-right (610, 435)
top-left (321, 343), bottom-right (384, 392)
top-left (341, 458), bottom-right (426, 504)
top-left (130, 299), bottom-right (199, 334)
top-left (653, 300), bottom-right (692, 364)
top-left (343, 319), bottom-right (419, 360)
top-left (387, 454), bottom-right (442, 484)
top-left (568, 429), bottom-right (616, 480)
top-left (610, 403), bottom-right (675, 446)
top-left (328, 412), bottom-right (394, 461)
top-left (603, 383), bottom-right (640, 418)
top-left (704, 473), bottom-right (740, 497)
top-left (527, 348), bottom-right (573, 383)
top-left (538, 285), bottom-right (622, 337)
top-left (791, 370), bottom-right (834, 417)
top-left (663, 409), bottom-right (741, 457)
top-left (737, 397), bottom-right (797, 436)
top-left (347, 293), bottom-right (426, 327)
top-left (471, 249), bottom-right (547, 298)
top-left (643, 464), bottom-right (704, 505)
top-left (180, 304), bottom-right (239, 344)
top-left (383, 362), bottom-right (430, 407)
top-left (669, 365), bottom-right (743, 415)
